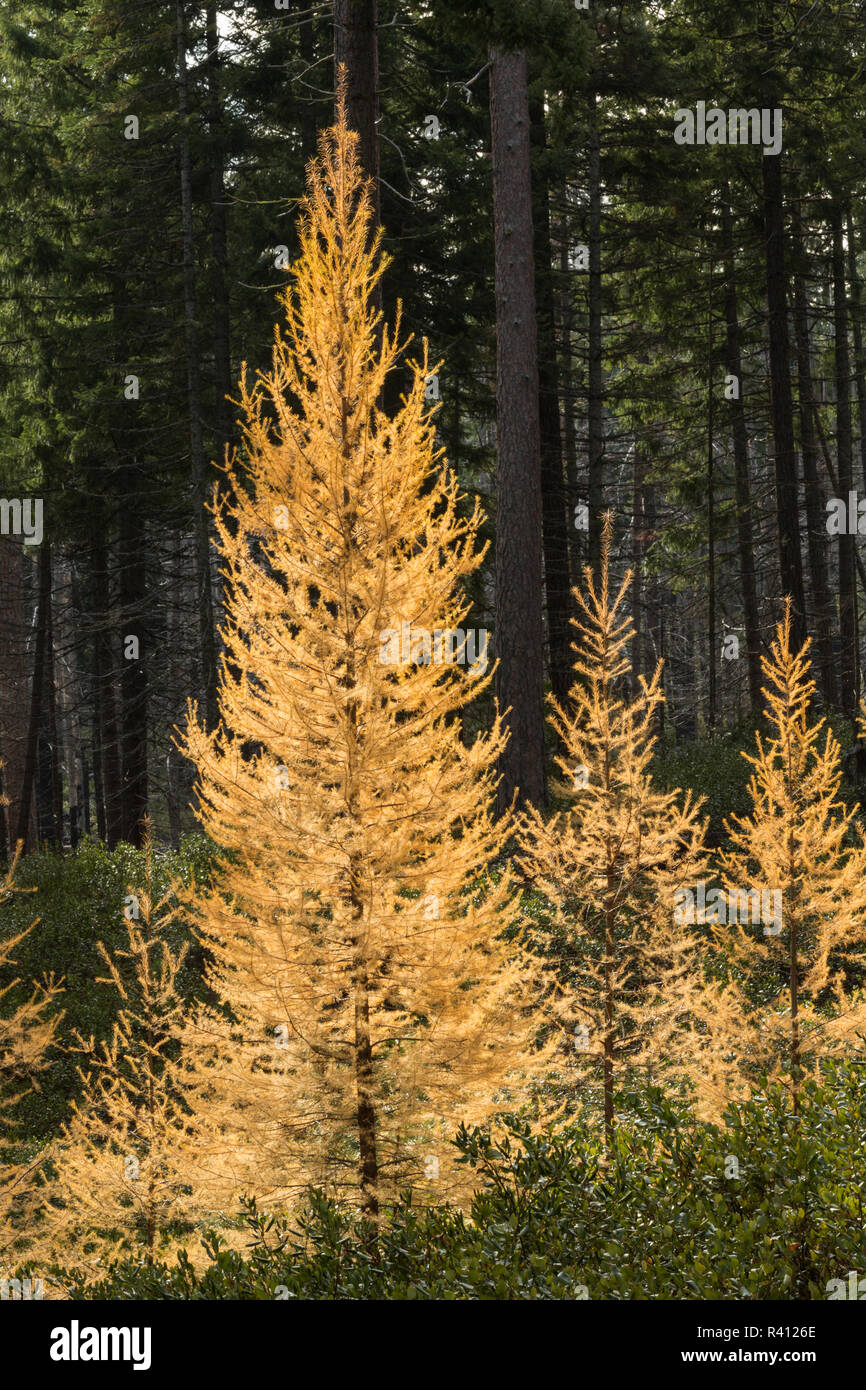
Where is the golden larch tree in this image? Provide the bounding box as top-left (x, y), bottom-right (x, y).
top-left (44, 827), bottom-right (216, 1266)
top-left (518, 514), bottom-right (709, 1147)
top-left (176, 93), bottom-right (552, 1219)
top-left (0, 833), bottom-right (63, 1261)
top-left (716, 602), bottom-right (866, 1112)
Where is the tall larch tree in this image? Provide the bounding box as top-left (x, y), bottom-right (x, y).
top-left (177, 98), bottom-right (553, 1221)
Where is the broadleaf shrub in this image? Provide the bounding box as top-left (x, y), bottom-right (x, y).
top-left (53, 1062), bottom-right (866, 1300)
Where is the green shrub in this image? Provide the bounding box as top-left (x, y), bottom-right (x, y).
top-left (56, 1062), bottom-right (866, 1300)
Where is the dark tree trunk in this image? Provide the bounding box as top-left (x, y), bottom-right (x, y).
top-left (90, 520), bottom-right (122, 845)
top-left (643, 482), bottom-right (664, 738)
top-left (118, 504), bottom-right (148, 847)
top-left (297, 0), bottom-right (318, 161)
top-left (559, 221), bottom-right (579, 590)
top-left (632, 454), bottom-right (644, 691)
top-left (206, 2), bottom-right (234, 476)
top-left (530, 98), bottom-right (571, 711)
top-left (178, 1), bottom-right (217, 731)
top-left (831, 202), bottom-right (857, 717)
top-left (15, 541), bottom-right (51, 849)
top-left (82, 757), bottom-right (91, 839)
top-left (354, 974), bottom-right (379, 1222)
top-left (0, 760), bottom-right (6, 861)
top-left (43, 558), bottom-right (63, 846)
top-left (489, 46), bottom-right (546, 813)
top-left (720, 196), bottom-right (763, 715)
top-left (760, 4), bottom-right (806, 649)
top-left (0, 536), bottom-right (35, 853)
top-left (790, 215), bottom-right (838, 708)
top-left (91, 690), bottom-right (106, 844)
top-left (706, 257), bottom-right (717, 732)
top-left (334, 0), bottom-right (380, 228)
top-left (846, 209), bottom-right (866, 492)
top-left (587, 95), bottom-right (604, 581)
top-left (165, 748), bottom-right (183, 850)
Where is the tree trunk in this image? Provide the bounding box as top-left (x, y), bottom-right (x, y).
top-left (354, 971), bottom-right (379, 1221)
top-left (760, 3), bottom-right (806, 650)
top-left (0, 537), bottom-right (36, 853)
top-left (790, 223), bottom-right (838, 708)
top-left (206, 2), bottom-right (234, 478)
top-left (831, 202), bottom-right (857, 717)
top-left (587, 95), bottom-right (604, 581)
top-left (43, 560), bottom-right (63, 846)
top-left (720, 195), bottom-right (763, 715)
top-left (489, 46), bottom-right (546, 812)
top-left (530, 97), bottom-right (571, 711)
top-left (55, 554), bottom-right (85, 849)
top-left (603, 880), bottom-right (615, 1153)
top-left (559, 218), bottom-right (579, 590)
top-left (15, 541), bottom-right (51, 849)
top-left (90, 520), bottom-right (122, 845)
top-left (706, 257), bottom-right (717, 731)
top-left (644, 482), bottom-right (665, 738)
top-left (631, 454), bottom-right (644, 691)
top-left (118, 505), bottom-right (148, 847)
top-left (846, 209), bottom-right (866, 492)
top-left (297, 0), bottom-right (318, 161)
top-left (334, 0), bottom-right (380, 229)
top-left (178, 0), bottom-right (217, 731)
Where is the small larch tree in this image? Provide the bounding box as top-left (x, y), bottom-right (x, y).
top-left (176, 94), bottom-right (552, 1220)
top-left (44, 827), bottom-right (213, 1266)
top-left (0, 834), bottom-right (62, 1261)
top-left (717, 603), bottom-right (866, 1113)
top-left (518, 514), bottom-right (708, 1148)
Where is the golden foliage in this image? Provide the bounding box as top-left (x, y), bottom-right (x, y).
top-left (42, 826), bottom-right (218, 1267)
top-left (0, 794), bottom-right (63, 1260)
top-left (176, 93), bottom-right (553, 1217)
top-left (518, 514), bottom-right (709, 1143)
top-left (712, 601), bottom-right (866, 1112)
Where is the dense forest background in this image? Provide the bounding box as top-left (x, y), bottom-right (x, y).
top-left (1, 0), bottom-right (865, 854)
top-left (4, 1), bottom-right (866, 1308)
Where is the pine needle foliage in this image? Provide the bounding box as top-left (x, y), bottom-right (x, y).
top-left (176, 92), bottom-right (552, 1220)
top-left (518, 514), bottom-right (708, 1147)
top-left (716, 602), bottom-right (866, 1113)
